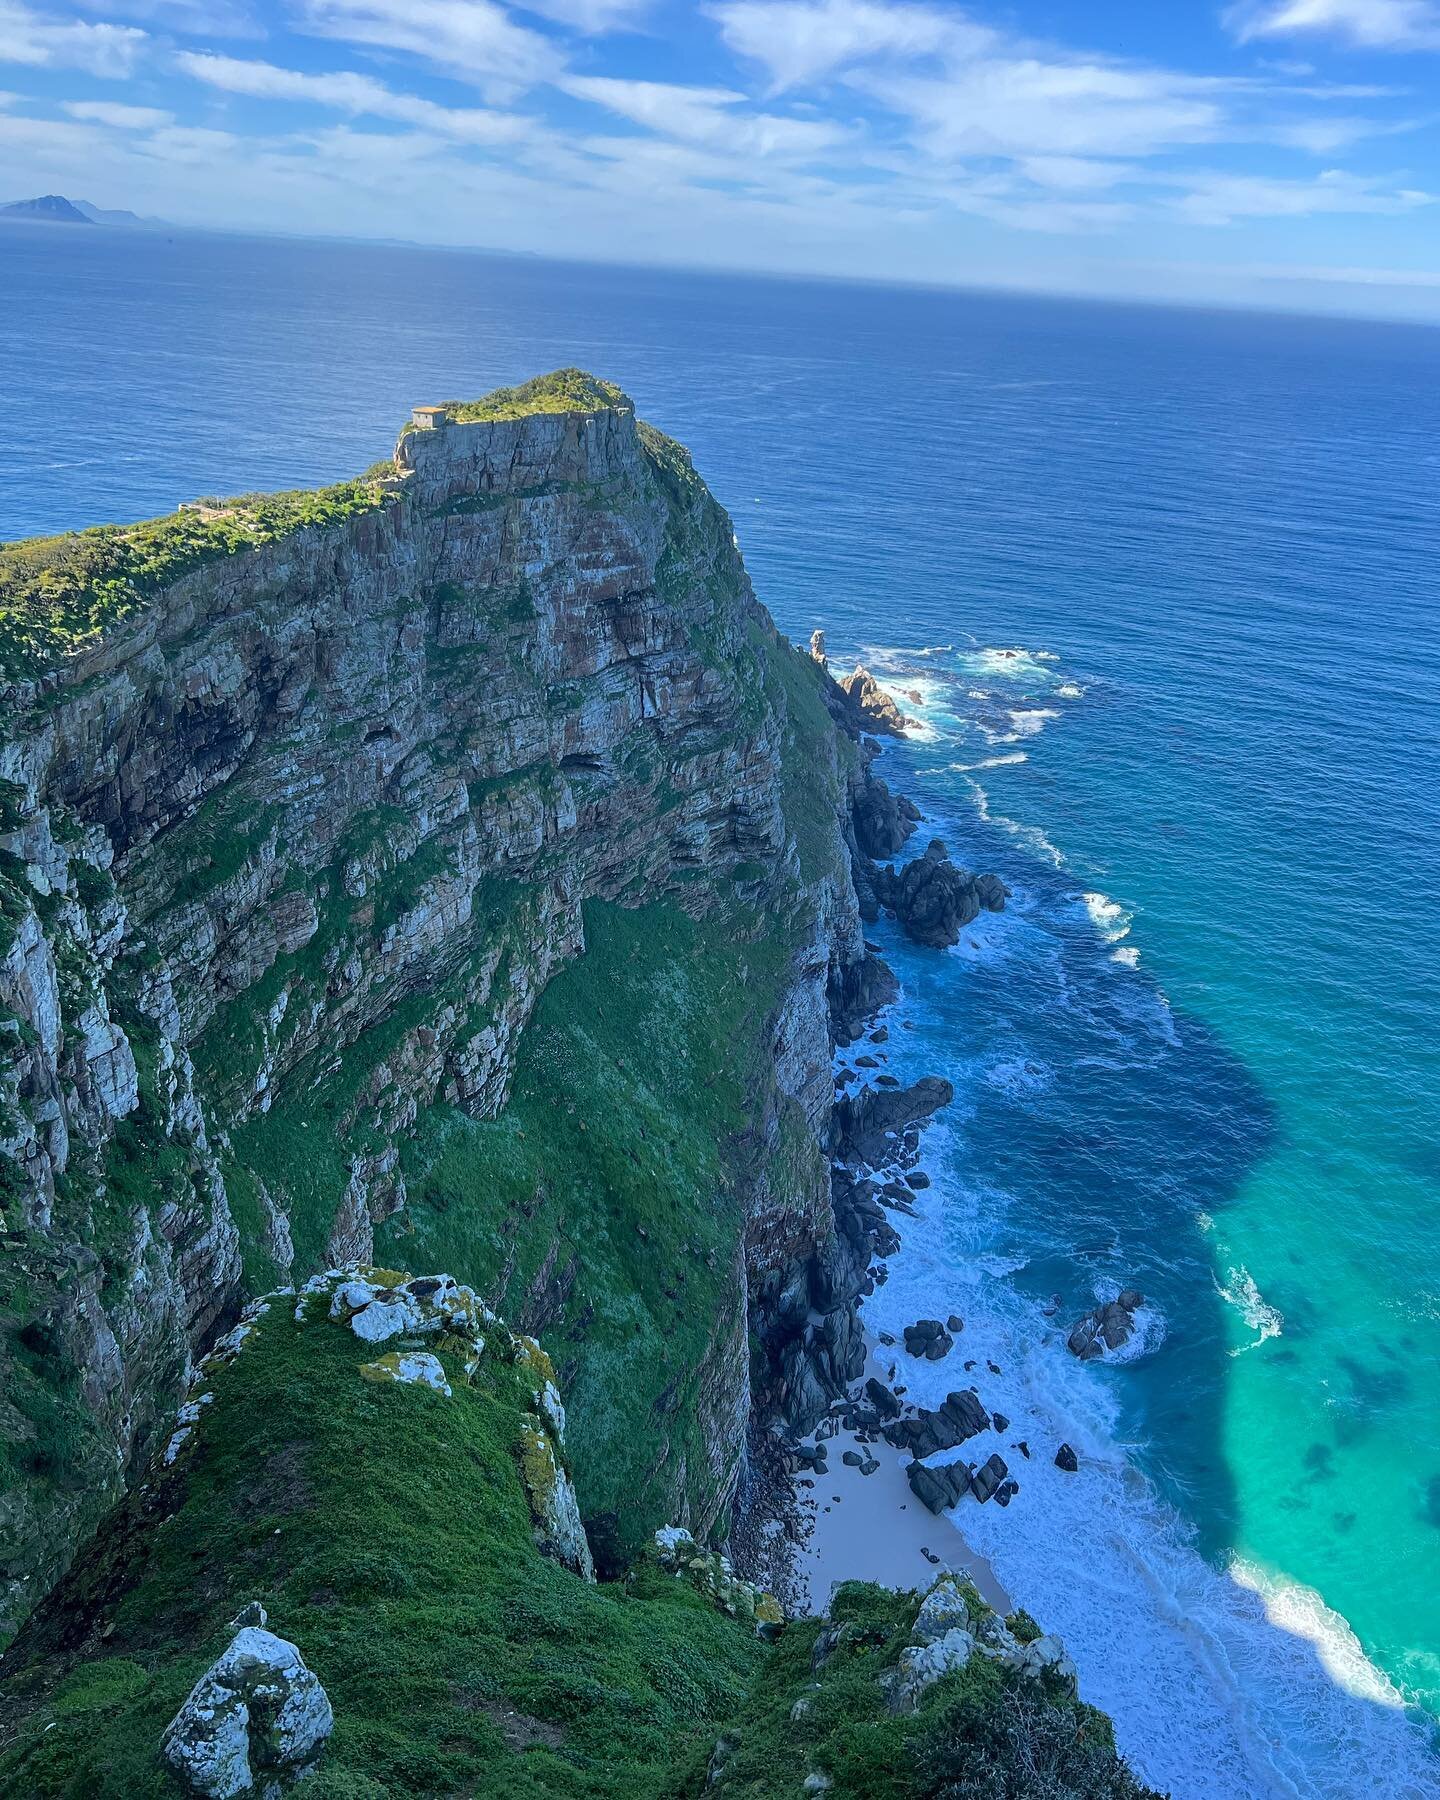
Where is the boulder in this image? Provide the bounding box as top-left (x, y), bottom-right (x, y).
top-left (972, 1453), bottom-right (1008, 1504)
top-left (162, 1625), bottom-right (333, 1798)
top-left (912, 1574), bottom-right (974, 1645)
top-left (889, 1626), bottom-right (975, 1712)
top-left (906, 1459), bottom-right (971, 1514)
top-left (1066, 1288), bottom-right (1143, 1361)
top-left (902, 1318), bottom-right (953, 1361)
top-left (885, 1388), bottom-right (990, 1459)
top-left (851, 772), bottom-right (921, 860)
top-left (1054, 1442), bottom-right (1079, 1473)
top-left (863, 1377), bottom-right (901, 1420)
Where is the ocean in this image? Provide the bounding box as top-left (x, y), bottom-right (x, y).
top-left (4, 223), bottom-right (1439, 1798)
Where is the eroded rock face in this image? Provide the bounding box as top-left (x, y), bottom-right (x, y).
top-left (161, 1622), bottom-right (333, 1798)
top-left (0, 388), bottom-right (869, 1640)
top-left (850, 772), bottom-right (920, 861)
top-left (871, 840), bottom-right (1009, 949)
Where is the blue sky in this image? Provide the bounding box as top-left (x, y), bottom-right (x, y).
top-left (4, 0), bottom-right (1440, 314)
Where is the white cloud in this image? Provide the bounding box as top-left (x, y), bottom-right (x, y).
top-left (860, 58), bottom-right (1228, 161)
top-left (1173, 165), bottom-right (1432, 221)
top-left (1225, 0), bottom-right (1440, 50)
top-left (513, 0), bottom-right (650, 28)
top-left (713, 0), bottom-right (992, 89)
top-left (175, 50), bottom-right (532, 143)
top-left (0, 0), bottom-right (147, 77)
top-left (296, 0), bottom-right (558, 99)
top-left (63, 98), bottom-right (172, 127)
top-left (560, 74), bottom-right (849, 158)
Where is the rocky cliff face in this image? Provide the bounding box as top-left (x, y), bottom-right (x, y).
top-left (0, 375), bottom-right (873, 1642)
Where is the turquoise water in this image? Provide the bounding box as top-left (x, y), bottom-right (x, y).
top-left (4, 225), bottom-right (1439, 1795)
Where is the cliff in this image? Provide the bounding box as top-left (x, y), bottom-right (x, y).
top-left (0, 372), bottom-right (872, 1640)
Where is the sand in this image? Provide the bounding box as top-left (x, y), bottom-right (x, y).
top-left (792, 1356), bottom-right (1013, 1617)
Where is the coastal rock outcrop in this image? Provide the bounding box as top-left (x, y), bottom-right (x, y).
top-left (1067, 1289), bottom-right (1145, 1361)
top-left (871, 839), bottom-right (1010, 948)
top-left (834, 1074), bottom-right (954, 1165)
top-left (838, 666), bottom-right (911, 737)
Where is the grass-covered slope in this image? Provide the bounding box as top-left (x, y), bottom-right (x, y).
top-left (0, 1275), bottom-right (769, 1799)
top-left (681, 1581), bottom-right (1164, 1800)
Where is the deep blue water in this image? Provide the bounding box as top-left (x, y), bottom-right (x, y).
top-left (4, 224), bottom-right (1440, 1798)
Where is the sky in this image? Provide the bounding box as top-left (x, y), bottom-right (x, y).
top-left (4, 0), bottom-right (1440, 316)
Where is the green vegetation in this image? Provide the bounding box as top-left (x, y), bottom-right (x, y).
top-left (0, 1295), bottom-right (767, 1799)
top-left (438, 370), bottom-right (633, 427)
top-left (0, 479), bottom-right (392, 681)
top-left (676, 1581), bottom-right (1162, 1800)
top-left (376, 896), bottom-right (807, 1554)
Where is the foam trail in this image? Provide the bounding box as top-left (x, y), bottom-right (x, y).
top-left (1217, 1265), bottom-right (1285, 1356)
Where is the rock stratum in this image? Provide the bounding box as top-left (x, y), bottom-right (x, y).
top-left (0, 372), bottom-right (1154, 1797)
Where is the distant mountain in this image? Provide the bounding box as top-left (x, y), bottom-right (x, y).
top-left (1, 195), bottom-right (92, 224)
top-left (73, 199), bottom-right (148, 227)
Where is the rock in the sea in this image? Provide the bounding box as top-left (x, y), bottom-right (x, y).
top-left (161, 1624), bottom-right (333, 1798)
top-left (839, 665), bottom-right (911, 737)
top-left (1066, 1289), bottom-right (1144, 1361)
top-left (902, 1318), bottom-right (953, 1361)
top-left (972, 1452), bottom-right (1009, 1504)
top-left (834, 1074), bottom-right (953, 1164)
top-left (1054, 1442), bottom-right (1079, 1473)
top-left (870, 840), bottom-right (1009, 949)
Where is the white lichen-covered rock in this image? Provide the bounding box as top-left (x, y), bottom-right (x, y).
top-left (359, 1350), bottom-right (451, 1394)
top-left (912, 1573), bottom-right (974, 1645)
top-left (889, 1626), bottom-right (977, 1713)
top-left (651, 1524), bottom-right (785, 1636)
top-left (519, 1414), bottom-right (595, 1582)
top-left (161, 1624), bottom-right (333, 1798)
top-left (1003, 1631), bottom-right (1078, 1690)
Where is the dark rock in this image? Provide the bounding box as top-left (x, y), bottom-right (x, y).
top-left (1055, 1443), bottom-right (1079, 1473)
top-left (834, 1075), bottom-right (953, 1164)
top-left (946, 1314), bottom-right (963, 1333)
top-left (869, 840), bottom-right (1010, 949)
top-left (1017, 1440), bottom-right (1030, 1459)
top-left (1117, 1288), bottom-right (1145, 1311)
top-left (905, 1170), bottom-right (930, 1190)
top-left (994, 1480), bottom-right (1019, 1507)
top-left (842, 1450), bottom-right (865, 1468)
top-left (1066, 1289), bottom-right (1143, 1361)
top-left (851, 771), bottom-right (920, 860)
top-left (859, 1457), bottom-right (879, 1477)
top-left (906, 1459), bottom-right (971, 1514)
top-left (864, 1377), bottom-right (901, 1420)
top-left (972, 1453), bottom-right (1008, 1504)
top-left (992, 1412), bottom-right (1010, 1434)
top-left (884, 1388), bottom-right (990, 1459)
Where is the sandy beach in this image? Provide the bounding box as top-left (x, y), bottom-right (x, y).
top-left (792, 1346), bottom-right (1013, 1618)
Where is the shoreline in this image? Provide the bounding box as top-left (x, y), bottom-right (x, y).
top-left (790, 1334), bottom-right (1012, 1617)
